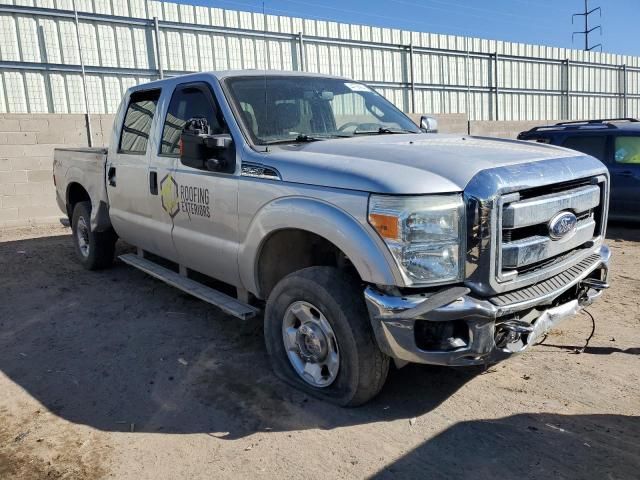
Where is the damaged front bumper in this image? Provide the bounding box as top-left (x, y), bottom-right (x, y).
top-left (365, 245), bottom-right (610, 367)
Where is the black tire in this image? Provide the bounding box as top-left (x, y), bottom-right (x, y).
top-left (71, 201), bottom-right (116, 270)
top-left (264, 267), bottom-right (390, 406)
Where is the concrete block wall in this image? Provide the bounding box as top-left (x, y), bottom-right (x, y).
top-left (0, 113), bottom-right (114, 228)
top-left (468, 120), bottom-right (567, 138)
top-left (413, 114), bottom-right (565, 139)
top-left (409, 113), bottom-right (468, 134)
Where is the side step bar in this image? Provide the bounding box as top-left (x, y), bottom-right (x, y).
top-left (119, 253), bottom-right (259, 320)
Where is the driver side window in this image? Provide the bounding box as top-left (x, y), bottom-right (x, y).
top-left (160, 84), bottom-right (224, 156)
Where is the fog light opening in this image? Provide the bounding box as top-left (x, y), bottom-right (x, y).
top-left (414, 320), bottom-right (469, 351)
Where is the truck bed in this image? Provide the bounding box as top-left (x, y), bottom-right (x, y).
top-left (53, 147), bottom-right (111, 231)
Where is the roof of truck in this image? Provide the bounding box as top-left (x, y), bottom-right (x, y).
top-left (131, 70), bottom-right (347, 91)
top-left (213, 69), bottom-right (346, 79)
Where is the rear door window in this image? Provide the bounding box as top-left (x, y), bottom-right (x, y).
top-left (119, 89), bottom-right (161, 154)
top-left (614, 136), bottom-right (640, 164)
top-left (562, 135), bottom-right (608, 162)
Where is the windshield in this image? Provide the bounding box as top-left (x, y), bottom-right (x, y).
top-left (225, 76), bottom-right (421, 145)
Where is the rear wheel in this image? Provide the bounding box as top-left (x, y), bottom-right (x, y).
top-left (264, 267), bottom-right (389, 406)
top-left (71, 201), bottom-right (116, 270)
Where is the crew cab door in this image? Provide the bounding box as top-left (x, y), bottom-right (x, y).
top-left (107, 88), bottom-right (162, 250)
top-left (158, 81), bottom-right (241, 286)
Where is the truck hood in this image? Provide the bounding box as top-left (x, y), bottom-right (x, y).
top-left (260, 134), bottom-right (583, 194)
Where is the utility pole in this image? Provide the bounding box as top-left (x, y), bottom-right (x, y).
top-left (572, 0), bottom-right (602, 51)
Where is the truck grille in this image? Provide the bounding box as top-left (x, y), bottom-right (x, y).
top-left (496, 177), bottom-right (606, 284)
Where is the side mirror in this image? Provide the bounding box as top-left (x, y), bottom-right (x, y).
top-left (180, 117), bottom-right (234, 172)
top-left (420, 115), bottom-right (438, 133)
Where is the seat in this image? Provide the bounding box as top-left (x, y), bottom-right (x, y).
top-left (242, 108), bottom-right (258, 135)
top-left (273, 102), bottom-right (300, 135)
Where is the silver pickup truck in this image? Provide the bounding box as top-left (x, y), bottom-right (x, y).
top-left (53, 70), bottom-right (610, 406)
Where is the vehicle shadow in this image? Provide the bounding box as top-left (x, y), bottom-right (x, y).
top-left (607, 221), bottom-right (640, 242)
top-left (371, 413), bottom-right (640, 479)
top-left (539, 343), bottom-right (640, 355)
top-left (0, 234), bottom-right (477, 439)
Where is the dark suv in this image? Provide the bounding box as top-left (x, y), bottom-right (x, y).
top-left (518, 118), bottom-right (640, 221)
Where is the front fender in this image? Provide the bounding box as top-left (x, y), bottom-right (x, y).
top-left (238, 196), bottom-right (403, 297)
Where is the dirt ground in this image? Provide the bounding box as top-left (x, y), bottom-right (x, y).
top-left (0, 223), bottom-right (638, 480)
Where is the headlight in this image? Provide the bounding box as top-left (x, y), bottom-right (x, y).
top-left (368, 194), bottom-right (464, 285)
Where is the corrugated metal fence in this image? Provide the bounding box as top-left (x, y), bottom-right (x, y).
top-left (0, 0), bottom-right (639, 121)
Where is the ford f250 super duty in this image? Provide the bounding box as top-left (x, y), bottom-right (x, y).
top-left (53, 70), bottom-right (610, 406)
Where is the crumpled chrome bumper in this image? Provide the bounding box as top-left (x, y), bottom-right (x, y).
top-left (364, 245), bottom-right (610, 366)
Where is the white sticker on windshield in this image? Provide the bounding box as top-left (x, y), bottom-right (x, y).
top-left (345, 82), bottom-right (371, 92)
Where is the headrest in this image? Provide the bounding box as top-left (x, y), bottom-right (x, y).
top-left (274, 102), bottom-right (300, 131)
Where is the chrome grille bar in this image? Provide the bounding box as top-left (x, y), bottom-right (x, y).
top-left (502, 184), bottom-right (600, 229)
top-left (501, 218), bottom-right (596, 268)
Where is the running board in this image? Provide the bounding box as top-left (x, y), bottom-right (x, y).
top-left (119, 253), bottom-right (259, 320)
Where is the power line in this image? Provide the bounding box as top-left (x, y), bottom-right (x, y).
top-left (572, 0), bottom-right (602, 51)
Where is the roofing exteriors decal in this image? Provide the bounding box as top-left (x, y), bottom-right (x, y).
top-left (160, 174), bottom-right (211, 219)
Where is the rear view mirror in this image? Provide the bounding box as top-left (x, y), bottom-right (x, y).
top-left (319, 90), bottom-right (334, 101)
top-left (304, 90), bottom-right (334, 101)
top-left (420, 115), bottom-right (438, 133)
top-left (180, 117), bottom-right (234, 172)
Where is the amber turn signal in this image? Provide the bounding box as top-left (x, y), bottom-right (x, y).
top-left (369, 213), bottom-right (400, 240)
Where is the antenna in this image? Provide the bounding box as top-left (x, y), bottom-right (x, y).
top-left (572, 0), bottom-right (602, 52)
top-left (263, 1), bottom-right (269, 152)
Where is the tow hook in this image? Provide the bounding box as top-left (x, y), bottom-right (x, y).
top-left (495, 319), bottom-right (533, 348)
top-left (579, 278), bottom-right (609, 291)
top-left (578, 277), bottom-right (609, 307)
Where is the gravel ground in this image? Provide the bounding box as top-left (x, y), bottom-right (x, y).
top-left (0, 223), bottom-right (638, 479)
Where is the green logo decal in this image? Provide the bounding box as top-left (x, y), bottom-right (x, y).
top-left (160, 174), bottom-right (180, 218)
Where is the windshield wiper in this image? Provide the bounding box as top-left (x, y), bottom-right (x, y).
top-left (352, 127), bottom-right (418, 136)
top-left (380, 127), bottom-right (418, 134)
top-left (262, 134), bottom-right (339, 145)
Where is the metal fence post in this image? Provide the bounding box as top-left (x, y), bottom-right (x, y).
top-left (621, 64), bottom-right (628, 118)
top-left (298, 32), bottom-right (306, 71)
top-left (564, 59), bottom-right (571, 120)
top-left (73, 0), bottom-right (93, 147)
top-left (409, 43), bottom-right (416, 113)
top-left (465, 37), bottom-right (471, 131)
top-left (153, 17), bottom-right (164, 79)
top-left (492, 52), bottom-right (499, 121)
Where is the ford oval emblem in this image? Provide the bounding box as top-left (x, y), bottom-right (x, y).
top-left (548, 211), bottom-right (578, 240)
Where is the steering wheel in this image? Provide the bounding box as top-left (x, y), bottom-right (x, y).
top-left (337, 122), bottom-right (381, 133)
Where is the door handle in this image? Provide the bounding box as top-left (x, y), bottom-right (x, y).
top-left (150, 171), bottom-right (158, 195)
top-left (615, 170), bottom-right (634, 177)
top-left (108, 166), bottom-right (116, 186)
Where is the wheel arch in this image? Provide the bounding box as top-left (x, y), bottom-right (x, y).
top-left (238, 196), bottom-right (402, 299)
top-left (63, 166), bottom-right (112, 232)
top-left (66, 182), bottom-right (90, 219)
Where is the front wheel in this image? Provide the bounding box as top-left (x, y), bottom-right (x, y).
top-left (264, 267), bottom-right (390, 406)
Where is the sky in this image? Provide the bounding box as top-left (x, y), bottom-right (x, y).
top-left (175, 0), bottom-right (640, 57)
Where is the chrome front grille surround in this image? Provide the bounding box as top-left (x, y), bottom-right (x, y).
top-left (496, 180), bottom-right (605, 280)
top-left (464, 153), bottom-right (609, 296)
